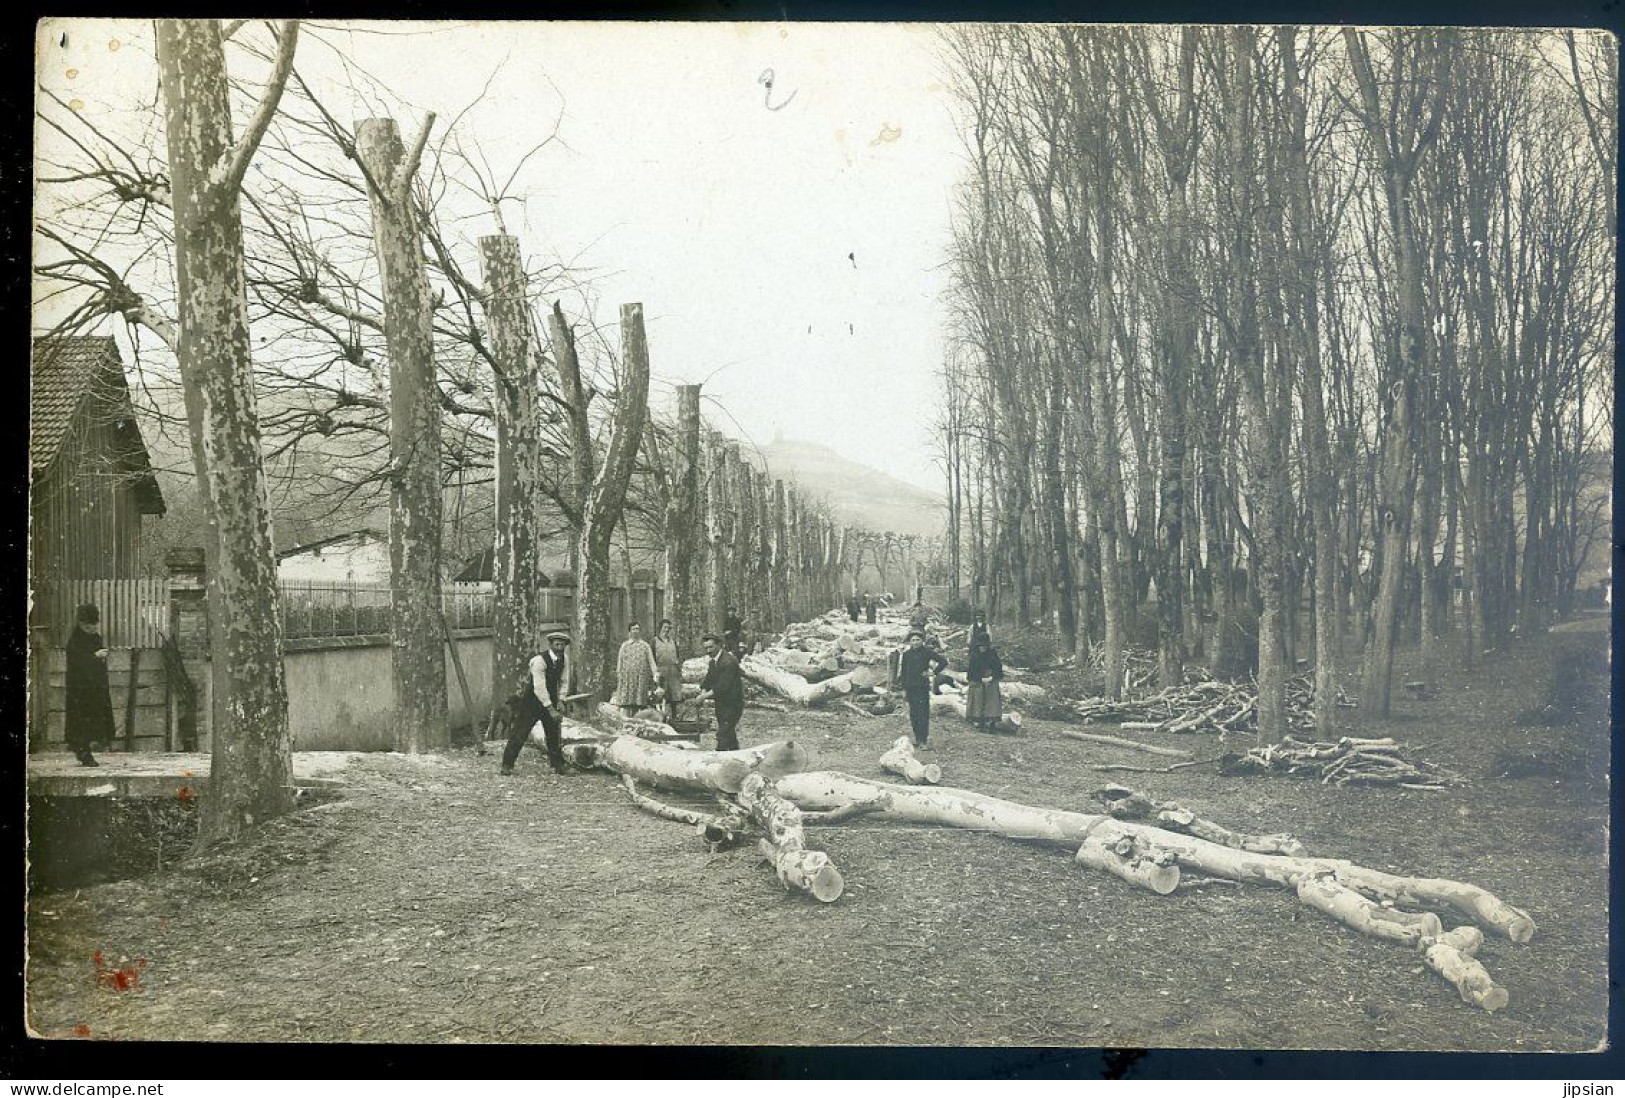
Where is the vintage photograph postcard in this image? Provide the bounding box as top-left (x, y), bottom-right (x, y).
top-left (27, 19), bottom-right (1612, 1051)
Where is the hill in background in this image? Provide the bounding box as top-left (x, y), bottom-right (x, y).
top-left (756, 437), bottom-right (943, 538)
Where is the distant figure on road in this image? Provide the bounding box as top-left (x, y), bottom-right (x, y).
top-left (723, 606), bottom-right (746, 657)
top-left (908, 600), bottom-right (930, 635)
top-left (897, 629), bottom-right (948, 750)
top-left (697, 632), bottom-right (744, 751)
top-left (847, 593), bottom-right (861, 622)
top-left (65, 603), bottom-right (113, 768)
top-left (966, 623), bottom-right (1004, 735)
top-left (500, 632), bottom-right (571, 776)
top-left (863, 592), bottom-right (876, 625)
top-left (614, 622), bottom-right (660, 716)
top-left (653, 619), bottom-right (683, 724)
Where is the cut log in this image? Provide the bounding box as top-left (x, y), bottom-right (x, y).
top-left (849, 663), bottom-right (891, 691)
top-left (993, 713), bottom-right (1024, 735)
top-left (1060, 730), bottom-right (1193, 758)
top-left (600, 735), bottom-right (809, 794)
top-left (741, 656), bottom-right (854, 706)
top-left (1422, 936), bottom-right (1510, 1012)
top-left (928, 693), bottom-right (967, 718)
top-left (736, 773), bottom-right (844, 902)
top-left (1075, 827), bottom-right (1181, 894)
top-left (620, 775), bottom-right (751, 848)
top-left (879, 736), bottom-right (942, 785)
top-left (769, 772), bottom-right (1535, 942)
top-left (1093, 785), bottom-right (1304, 856)
top-left (595, 702), bottom-right (680, 739)
top-left (1295, 874), bottom-right (1443, 946)
top-left (997, 682), bottom-right (1047, 704)
top-left (682, 656), bottom-right (710, 684)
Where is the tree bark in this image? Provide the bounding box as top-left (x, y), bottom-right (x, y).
top-left (155, 18), bottom-right (299, 845)
top-left (358, 115), bottom-right (447, 753)
top-left (552, 303), bottom-right (650, 699)
top-left (478, 234), bottom-right (546, 698)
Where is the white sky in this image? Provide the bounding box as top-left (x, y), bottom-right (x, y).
top-left (35, 19), bottom-right (965, 492)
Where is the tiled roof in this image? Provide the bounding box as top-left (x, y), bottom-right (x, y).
top-left (30, 336), bottom-right (120, 472)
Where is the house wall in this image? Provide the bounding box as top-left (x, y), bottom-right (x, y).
top-left (277, 536), bottom-right (391, 583)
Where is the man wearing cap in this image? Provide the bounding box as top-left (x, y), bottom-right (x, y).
top-left (897, 628), bottom-right (949, 749)
top-left (500, 631), bottom-right (573, 776)
top-left (696, 632), bottom-right (744, 752)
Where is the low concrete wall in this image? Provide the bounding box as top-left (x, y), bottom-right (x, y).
top-left (284, 629), bottom-right (497, 751)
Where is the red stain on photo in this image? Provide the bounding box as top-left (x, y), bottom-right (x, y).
top-left (72, 1024), bottom-right (91, 1038)
top-left (93, 952), bottom-right (147, 992)
top-left (176, 785), bottom-right (195, 804)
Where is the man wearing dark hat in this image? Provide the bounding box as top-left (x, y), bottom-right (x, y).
top-left (500, 631), bottom-right (572, 776)
top-left (696, 632), bottom-right (744, 752)
top-left (897, 628), bottom-right (948, 749)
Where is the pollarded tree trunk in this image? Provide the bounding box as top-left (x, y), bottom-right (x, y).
top-left (357, 114), bottom-right (447, 753)
top-left (703, 437), bottom-right (728, 630)
top-left (551, 303), bottom-right (651, 699)
top-left (155, 18), bottom-right (299, 845)
top-left (672, 385), bottom-right (705, 651)
top-left (478, 234), bottom-right (547, 697)
top-left (770, 480), bottom-right (790, 631)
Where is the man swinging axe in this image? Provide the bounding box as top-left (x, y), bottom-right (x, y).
top-left (500, 631), bottom-right (573, 776)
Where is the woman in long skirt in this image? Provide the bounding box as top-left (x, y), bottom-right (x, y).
top-left (964, 622), bottom-right (1004, 734)
top-left (615, 622), bottom-right (661, 716)
top-left (652, 618), bottom-right (683, 723)
top-left (65, 603), bottom-right (114, 766)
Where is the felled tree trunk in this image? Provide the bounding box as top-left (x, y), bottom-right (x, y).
top-left (594, 702), bottom-right (682, 739)
top-left (1061, 731), bottom-right (1192, 758)
top-left (741, 657), bottom-right (853, 706)
top-left (879, 736), bottom-right (941, 785)
top-left (1094, 784), bottom-right (1303, 856)
top-left (770, 772), bottom-right (1535, 943)
top-left (600, 735), bottom-right (809, 794)
top-left (737, 773), bottom-right (844, 902)
top-left (620, 774), bottom-right (750, 848)
top-left (1422, 928), bottom-right (1509, 1012)
top-left (1075, 828), bottom-right (1181, 894)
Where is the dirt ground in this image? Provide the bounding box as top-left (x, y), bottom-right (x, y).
top-left (24, 626), bottom-right (1609, 1051)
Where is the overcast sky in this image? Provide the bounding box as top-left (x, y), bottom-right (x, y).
top-left (35, 20), bottom-right (966, 493)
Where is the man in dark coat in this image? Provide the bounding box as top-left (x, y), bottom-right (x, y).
top-left (864, 593), bottom-right (876, 625)
top-left (697, 632), bottom-right (744, 752)
top-left (722, 607), bottom-right (745, 657)
top-left (65, 603), bottom-right (114, 767)
top-left (846, 593), bottom-right (861, 622)
top-left (500, 632), bottom-right (572, 776)
top-left (897, 629), bottom-right (948, 749)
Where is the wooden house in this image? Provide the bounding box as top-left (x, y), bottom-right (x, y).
top-left (30, 336), bottom-right (166, 628)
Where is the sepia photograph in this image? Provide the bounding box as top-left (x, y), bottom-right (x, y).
top-left (26, 18), bottom-right (1613, 1053)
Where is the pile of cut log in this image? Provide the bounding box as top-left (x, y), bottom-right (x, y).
top-left (1219, 736), bottom-right (1464, 789)
top-left (576, 732), bottom-right (1527, 1013)
top-left (678, 607), bottom-right (1036, 734)
top-left (1070, 672), bottom-right (1353, 737)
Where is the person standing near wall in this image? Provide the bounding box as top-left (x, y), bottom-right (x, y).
top-left (64, 603), bottom-right (114, 767)
top-left (864, 593), bottom-right (876, 625)
top-left (696, 632), bottom-right (744, 751)
top-left (653, 618), bottom-right (683, 724)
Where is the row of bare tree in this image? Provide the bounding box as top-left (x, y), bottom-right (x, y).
top-left (934, 25), bottom-right (1614, 739)
top-left (35, 19), bottom-right (882, 845)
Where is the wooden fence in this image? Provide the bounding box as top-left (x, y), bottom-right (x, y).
top-left (36, 577), bottom-right (169, 647)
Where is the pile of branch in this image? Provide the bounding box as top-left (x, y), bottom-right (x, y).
top-left (1070, 673), bottom-right (1353, 737)
top-left (1087, 646), bottom-right (1162, 693)
top-left (583, 733), bottom-right (1529, 1011)
top-left (1219, 736), bottom-right (1465, 789)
